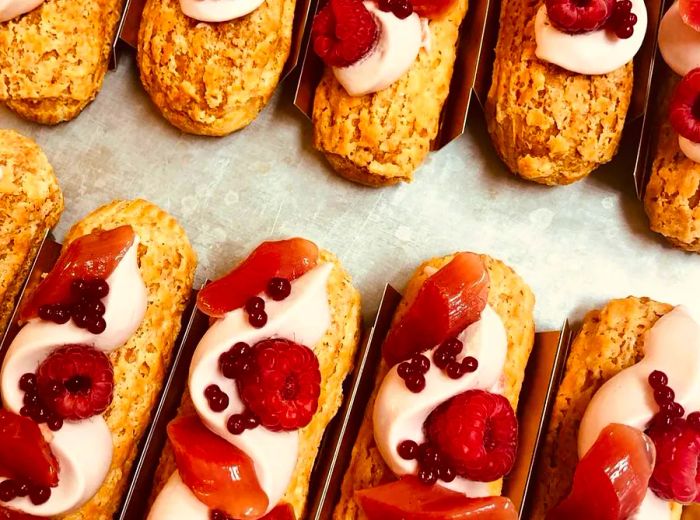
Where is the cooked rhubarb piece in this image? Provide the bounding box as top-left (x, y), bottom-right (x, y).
top-left (0, 410), bottom-right (59, 487)
top-left (382, 253), bottom-right (489, 366)
top-left (262, 504), bottom-right (296, 519)
top-left (356, 476), bottom-right (517, 519)
top-left (20, 226), bottom-right (135, 323)
top-left (197, 238), bottom-right (319, 318)
top-left (680, 0), bottom-right (700, 31)
top-left (168, 415), bottom-right (268, 518)
top-left (0, 507), bottom-right (41, 520)
top-left (547, 423), bottom-right (655, 520)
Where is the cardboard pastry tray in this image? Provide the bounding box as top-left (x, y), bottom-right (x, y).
top-left (632, 0), bottom-right (676, 199)
top-left (0, 236), bottom-right (575, 520)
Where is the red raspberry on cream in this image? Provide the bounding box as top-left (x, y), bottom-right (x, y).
top-left (312, 0), bottom-right (379, 68)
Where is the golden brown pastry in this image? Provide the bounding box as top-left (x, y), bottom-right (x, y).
top-left (0, 199), bottom-right (196, 520)
top-left (0, 0), bottom-right (125, 124)
top-left (0, 130), bottom-right (63, 337)
top-left (332, 253), bottom-right (535, 519)
top-left (56, 199), bottom-right (196, 520)
top-left (683, 504), bottom-right (700, 519)
top-left (137, 0), bottom-right (295, 136)
top-left (485, 0), bottom-right (633, 185)
top-left (644, 76), bottom-right (700, 252)
top-left (311, 0), bottom-right (468, 187)
top-left (148, 245), bottom-right (361, 519)
top-left (532, 297), bottom-right (681, 519)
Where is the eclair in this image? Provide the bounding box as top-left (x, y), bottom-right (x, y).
top-left (308, 0), bottom-right (468, 186)
top-left (0, 0), bottom-right (125, 124)
top-left (0, 199), bottom-right (196, 519)
top-left (147, 238), bottom-right (361, 519)
top-left (486, 0), bottom-right (647, 185)
top-left (644, 2), bottom-right (700, 251)
top-left (532, 297), bottom-right (700, 519)
top-left (137, 0), bottom-right (296, 136)
top-left (0, 130), bottom-right (63, 337)
top-left (332, 252), bottom-right (535, 519)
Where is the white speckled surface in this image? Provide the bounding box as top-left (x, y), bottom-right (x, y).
top-left (1, 51), bottom-right (698, 330)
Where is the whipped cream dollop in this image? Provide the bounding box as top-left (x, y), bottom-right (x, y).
top-left (179, 0), bottom-right (264, 22)
top-left (373, 303), bottom-right (508, 496)
top-left (0, 240), bottom-right (147, 517)
top-left (333, 2), bottom-right (431, 96)
top-left (0, 0), bottom-right (44, 23)
top-left (578, 306), bottom-right (700, 520)
top-left (534, 0), bottom-right (647, 75)
top-left (659, 2), bottom-right (700, 77)
top-left (679, 136), bottom-right (700, 163)
top-left (149, 263), bottom-right (333, 520)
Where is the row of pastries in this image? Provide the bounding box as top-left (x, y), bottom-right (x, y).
top-left (1, 0), bottom-right (698, 253)
top-left (1, 129), bottom-right (700, 520)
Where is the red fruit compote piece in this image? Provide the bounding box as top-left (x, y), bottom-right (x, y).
top-left (237, 338), bottom-right (321, 432)
top-left (545, 0), bottom-right (614, 34)
top-left (680, 0), bottom-right (700, 32)
top-left (670, 68), bottom-right (700, 144)
top-left (0, 507), bottom-right (41, 520)
top-left (211, 504), bottom-right (295, 520)
top-left (547, 423), bottom-right (655, 520)
top-left (197, 238), bottom-right (319, 318)
top-left (382, 252), bottom-right (489, 366)
top-left (356, 476), bottom-right (517, 520)
top-left (0, 410), bottom-right (59, 487)
top-left (646, 416), bottom-right (700, 503)
top-left (312, 0), bottom-right (379, 67)
top-left (168, 415), bottom-right (269, 519)
top-left (19, 225), bottom-right (135, 323)
top-left (425, 390), bottom-right (518, 482)
top-left (262, 504), bottom-right (296, 519)
top-left (412, 0), bottom-right (457, 19)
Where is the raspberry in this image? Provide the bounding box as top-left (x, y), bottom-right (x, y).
top-left (236, 339), bottom-right (321, 432)
top-left (647, 419), bottom-right (700, 504)
top-left (605, 0), bottom-right (638, 39)
top-left (425, 390), bottom-right (518, 482)
top-left (670, 69), bottom-right (700, 144)
top-left (312, 0), bottom-right (379, 68)
top-left (545, 0), bottom-right (615, 34)
top-left (36, 344), bottom-right (114, 420)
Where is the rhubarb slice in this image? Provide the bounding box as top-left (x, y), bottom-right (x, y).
top-left (168, 415), bottom-right (268, 519)
top-left (356, 476), bottom-right (517, 519)
top-left (197, 238), bottom-right (319, 318)
top-left (382, 253), bottom-right (489, 366)
top-left (547, 423), bottom-right (655, 520)
top-left (0, 410), bottom-right (59, 487)
top-left (20, 225), bottom-right (135, 323)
